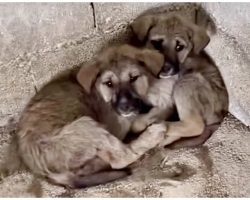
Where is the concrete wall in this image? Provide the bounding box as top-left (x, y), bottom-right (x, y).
top-left (204, 3), bottom-right (250, 126)
top-left (0, 3), bottom-right (250, 126)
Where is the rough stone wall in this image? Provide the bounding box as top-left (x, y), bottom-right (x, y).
top-left (0, 3), bottom-right (250, 127)
top-left (0, 3), bottom-right (163, 126)
top-left (203, 3), bottom-right (250, 126)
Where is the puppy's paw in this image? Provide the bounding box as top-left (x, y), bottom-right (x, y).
top-left (131, 117), bottom-right (149, 133)
top-left (146, 122), bottom-right (167, 144)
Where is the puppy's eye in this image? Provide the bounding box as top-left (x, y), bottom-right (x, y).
top-left (151, 39), bottom-right (163, 50)
top-left (104, 81), bottom-right (113, 88)
top-left (130, 75), bottom-right (139, 83)
top-left (175, 40), bottom-right (184, 52)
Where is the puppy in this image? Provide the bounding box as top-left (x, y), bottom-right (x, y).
top-left (131, 13), bottom-right (229, 147)
top-left (3, 45), bottom-right (168, 189)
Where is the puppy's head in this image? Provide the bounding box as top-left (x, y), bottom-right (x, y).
top-left (77, 44), bottom-right (164, 117)
top-left (131, 14), bottom-right (210, 77)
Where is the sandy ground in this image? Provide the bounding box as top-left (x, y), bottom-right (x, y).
top-left (0, 114), bottom-right (250, 197)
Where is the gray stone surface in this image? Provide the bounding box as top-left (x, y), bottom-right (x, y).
top-left (202, 3), bottom-right (250, 126)
top-left (0, 2), bottom-right (250, 198)
top-left (0, 3), bottom-right (94, 63)
top-left (0, 3), bottom-right (95, 125)
top-left (94, 3), bottom-right (164, 32)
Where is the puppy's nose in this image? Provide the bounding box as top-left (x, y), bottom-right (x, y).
top-left (118, 97), bottom-right (130, 111)
top-left (158, 62), bottom-right (179, 78)
top-left (116, 89), bottom-right (134, 111)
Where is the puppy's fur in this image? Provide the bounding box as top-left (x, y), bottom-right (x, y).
top-left (3, 45), bottom-right (169, 189)
top-left (133, 3), bottom-right (217, 38)
top-left (131, 14), bottom-right (229, 146)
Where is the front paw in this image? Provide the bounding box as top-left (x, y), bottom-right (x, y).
top-left (146, 123), bottom-right (167, 145)
top-left (131, 117), bottom-right (148, 133)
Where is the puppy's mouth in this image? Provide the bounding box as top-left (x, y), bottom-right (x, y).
top-left (118, 111), bottom-right (138, 118)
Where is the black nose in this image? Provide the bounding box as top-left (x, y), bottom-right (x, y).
top-left (158, 62), bottom-right (179, 78)
top-left (116, 89), bottom-right (135, 112)
top-left (118, 96), bottom-right (130, 111)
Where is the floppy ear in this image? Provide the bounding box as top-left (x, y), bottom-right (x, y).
top-left (77, 62), bottom-right (100, 93)
top-left (118, 44), bottom-right (164, 76)
top-left (176, 36), bottom-right (193, 64)
top-left (131, 15), bottom-right (156, 42)
top-left (177, 25), bottom-right (210, 63)
top-left (177, 47), bottom-right (192, 63)
top-left (192, 25), bottom-right (210, 54)
top-left (138, 49), bottom-right (164, 76)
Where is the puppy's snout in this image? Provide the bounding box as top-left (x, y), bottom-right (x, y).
top-left (158, 62), bottom-right (179, 78)
top-left (117, 96), bottom-right (130, 111)
top-left (115, 89), bottom-right (136, 116)
top-left (114, 88), bottom-right (152, 117)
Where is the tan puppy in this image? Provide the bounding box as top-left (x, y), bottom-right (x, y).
top-left (3, 45), bottom-right (170, 189)
top-left (131, 14), bottom-right (229, 146)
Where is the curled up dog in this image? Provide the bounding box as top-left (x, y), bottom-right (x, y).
top-left (131, 13), bottom-right (229, 147)
top-left (1, 44), bottom-right (172, 189)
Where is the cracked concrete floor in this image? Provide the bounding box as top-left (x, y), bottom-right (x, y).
top-left (0, 3), bottom-right (250, 197)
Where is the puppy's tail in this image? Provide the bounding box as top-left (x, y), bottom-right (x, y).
top-left (72, 170), bottom-right (130, 188)
top-left (0, 134), bottom-right (25, 180)
top-left (49, 169), bottom-right (131, 189)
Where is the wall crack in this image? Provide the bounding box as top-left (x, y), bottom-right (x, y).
top-left (90, 2), bottom-right (97, 28)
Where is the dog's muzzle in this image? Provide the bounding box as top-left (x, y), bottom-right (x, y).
top-left (113, 88), bottom-right (152, 117)
top-left (158, 62), bottom-right (179, 79)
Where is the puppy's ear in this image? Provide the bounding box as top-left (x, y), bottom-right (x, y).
top-left (138, 49), bottom-right (164, 76)
top-left (118, 45), bottom-right (164, 76)
top-left (191, 25), bottom-right (210, 54)
top-left (177, 25), bottom-right (210, 63)
top-left (131, 15), bottom-right (155, 42)
top-left (77, 62), bottom-right (100, 93)
top-left (175, 36), bottom-right (193, 64)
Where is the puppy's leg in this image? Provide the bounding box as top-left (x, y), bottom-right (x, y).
top-left (97, 123), bottom-right (166, 169)
top-left (76, 157), bottom-right (111, 176)
top-left (166, 123), bottom-right (220, 149)
top-left (131, 106), bottom-right (173, 133)
top-left (37, 116), bottom-right (165, 187)
top-left (43, 117), bottom-right (166, 188)
top-left (160, 115), bottom-right (205, 147)
top-left (160, 85), bottom-right (205, 146)
top-left (131, 107), bottom-right (162, 133)
top-left (57, 116), bottom-right (165, 169)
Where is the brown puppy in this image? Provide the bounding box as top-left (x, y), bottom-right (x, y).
top-left (131, 14), bottom-right (229, 146)
top-left (3, 45), bottom-right (168, 189)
